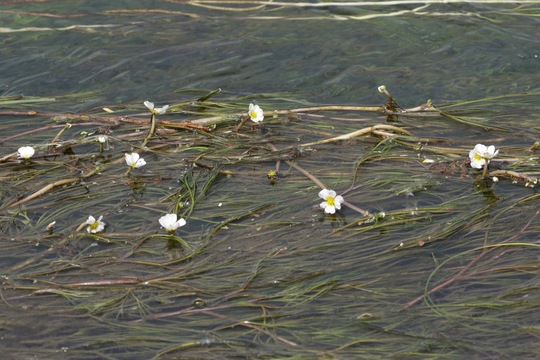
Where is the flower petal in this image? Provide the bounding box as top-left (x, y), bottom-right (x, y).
top-left (318, 189), bottom-right (330, 200)
top-left (327, 190), bottom-right (337, 199)
top-left (325, 205), bottom-right (336, 214)
top-left (474, 144), bottom-right (487, 154)
top-left (144, 101), bottom-right (154, 111)
top-left (160, 214), bottom-right (174, 226)
top-left (125, 155), bottom-right (132, 165)
top-left (177, 218), bottom-right (187, 228)
top-left (156, 105), bottom-right (169, 114)
top-left (334, 195), bottom-right (344, 209)
top-left (135, 158), bottom-right (146, 168)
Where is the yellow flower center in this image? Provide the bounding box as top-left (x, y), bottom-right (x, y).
top-left (474, 153), bottom-right (483, 162)
top-left (89, 221), bottom-right (99, 231)
top-left (249, 109), bottom-right (258, 119)
top-left (326, 196), bottom-right (335, 207)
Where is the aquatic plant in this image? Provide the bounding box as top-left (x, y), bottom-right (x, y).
top-left (125, 152), bottom-right (146, 169)
top-left (248, 103), bottom-right (264, 123)
top-left (318, 189), bottom-right (344, 214)
top-left (86, 215), bottom-right (105, 233)
top-left (469, 143), bottom-right (499, 177)
top-left (144, 100), bottom-right (170, 115)
top-left (17, 146), bottom-right (35, 159)
top-left (0, 86), bottom-right (538, 360)
top-left (143, 100), bottom-right (170, 147)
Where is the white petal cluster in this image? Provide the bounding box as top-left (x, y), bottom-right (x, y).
top-left (18, 146), bottom-right (35, 159)
top-left (86, 215), bottom-right (105, 233)
top-left (159, 213), bottom-right (186, 232)
top-left (144, 100), bottom-right (169, 115)
top-left (125, 152), bottom-right (146, 169)
top-left (318, 189), bottom-right (344, 214)
top-left (469, 144), bottom-right (498, 169)
top-left (248, 103), bottom-right (264, 123)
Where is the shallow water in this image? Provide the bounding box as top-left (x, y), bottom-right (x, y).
top-left (1, 1), bottom-right (540, 359)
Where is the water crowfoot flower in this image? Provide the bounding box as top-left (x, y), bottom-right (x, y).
top-left (469, 143), bottom-right (498, 178)
top-left (377, 85), bottom-right (388, 95)
top-left (125, 152), bottom-right (146, 169)
top-left (318, 189), bottom-right (344, 214)
top-left (143, 101), bottom-right (169, 147)
top-left (86, 215), bottom-right (105, 233)
top-left (144, 101), bottom-right (169, 115)
top-left (248, 103), bottom-right (264, 123)
top-left (97, 135), bottom-right (108, 153)
top-left (18, 146), bottom-right (35, 159)
top-left (159, 213), bottom-right (186, 233)
top-left (377, 84), bottom-right (393, 99)
top-left (469, 144), bottom-right (498, 169)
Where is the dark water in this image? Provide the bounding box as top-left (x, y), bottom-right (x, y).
top-left (1, 1), bottom-right (539, 359)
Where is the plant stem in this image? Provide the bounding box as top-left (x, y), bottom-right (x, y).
top-left (482, 161), bottom-right (488, 178)
top-left (141, 114), bottom-right (156, 148)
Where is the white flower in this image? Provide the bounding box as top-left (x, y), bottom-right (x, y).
top-left (469, 144), bottom-right (498, 169)
top-left (159, 213), bottom-right (186, 232)
top-left (125, 152), bottom-right (146, 169)
top-left (144, 100), bottom-right (169, 115)
top-left (377, 85), bottom-right (387, 93)
top-left (318, 189), bottom-right (344, 214)
top-left (86, 215), bottom-right (105, 233)
top-left (248, 103), bottom-right (264, 123)
top-left (18, 146), bottom-right (35, 159)
top-left (97, 135), bottom-right (108, 143)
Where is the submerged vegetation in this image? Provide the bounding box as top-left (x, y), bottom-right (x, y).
top-left (1, 86), bottom-right (539, 358)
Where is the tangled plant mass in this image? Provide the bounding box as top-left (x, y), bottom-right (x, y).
top-left (3, 86), bottom-right (537, 244)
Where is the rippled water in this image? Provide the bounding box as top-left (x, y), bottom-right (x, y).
top-left (1, 1), bottom-right (539, 359)
top-left (2, 2), bottom-right (537, 107)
